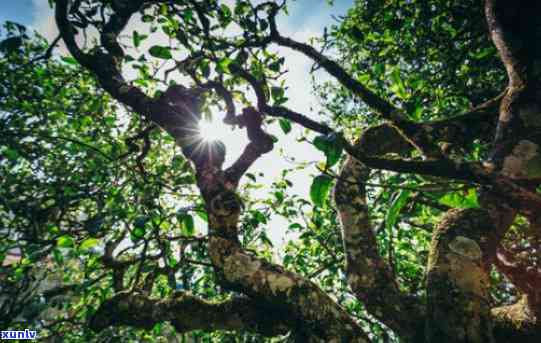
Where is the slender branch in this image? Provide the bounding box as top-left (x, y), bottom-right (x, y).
top-left (264, 105), bottom-right (333, 135)
top-left (15, 34), bottom-right (62, 71)
top-left (229, 63), bottom-right (268, 111)
top-left (267, 8), bottom-right (398, 121)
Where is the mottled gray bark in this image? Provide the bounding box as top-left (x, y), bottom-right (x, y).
top-left (426, 209), bottom-right (495, 343)
top-left (53, 0), bottom-right (541, 341)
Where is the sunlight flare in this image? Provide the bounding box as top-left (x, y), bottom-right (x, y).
top-left (198, 117), bottom-right (229, 143)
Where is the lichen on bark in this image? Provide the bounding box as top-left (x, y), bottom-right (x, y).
top-left (426, 209), bottom-right (495, 343)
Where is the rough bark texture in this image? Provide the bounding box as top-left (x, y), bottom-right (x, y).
top-left (492, 296), bottom-right (541, 343)
top-left (335, 156), bottom-right (420, 337)
top-left (89, 291), bottom-right (291, 336)
top-left (51, 0), bottom-right (541, 341)
top-left (426, 209), bottom-right (495, 343)
top-left (200, 170), bottom-right (368, 342)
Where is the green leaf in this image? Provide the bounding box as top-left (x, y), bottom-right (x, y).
top-left (0, 36), bottom-right (23, 54)
top-left (152, 323), bottom-right (162, 336)
top-left (52, 249), bottom-right (64, 264)
top-left (313, 134), bottom-right (343, 168)
top-left (253, 210), bottom-right (267, 224)
top-left (177, 213), bottom-right (195, 236)
top-left (149, 45), bottom-right (172, 59)
top-left (235, 1), bottom-right (250, 16)
top-left (131, 215), bottom-right (148, 240)
top-left (385, 190), bottom-right (410, 232)
top-left (220, 4), bottom-right (232, 19)
top-left (182, 9), bottom-right (194, 21)
top-left (134, 216), bottom-right (148, 229)
top-left (133, 31), bottom-right (148, 48)
top-left (288, 223), bottom-right (303, 230)
top-left (373, 63), bottom-right (385, 77)
top-left (3, 148), bottom-right (19, 161)
top-left (279, 118), bottom-right (292, 134)
top-left (269, 57), bottom-right (285, 72)
top-left (196, 209), bottom-right (208, 222)
top-left (200, 59), bottom-right (210, 78)
top-left (57, 235), bottom-right (74, 248)
top-left (79, 238), bottom-right (99, 250)
top-left (259, 232), bottom-right (274, 247)
top-left (216, 57), bottom-right (232, 74)
top-left (472, 47), bottom-right (496, 60)
top-left (61, 56), bottom-right (78, 65)
top-left (142, 14), bottom-right (154, 23)
top-left (389, 67), bottom-right (408, 99)
top-left (131, 226), bottom-right (146, 240)
top-left (48, 224), bottom-right (60, 234)
top-left (271, 86), bottom-right (286, 105)
top-left (310, 175), bottom-right (333, 207)
top-left (439, 188), bottom-right (479, 209)
top-left (183, 215), bottom-right (194, 235)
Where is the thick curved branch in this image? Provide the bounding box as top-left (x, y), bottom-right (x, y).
top-left (55, 0), bottom-right (150, 112)
top-left (100, 0), bottom-right (145, 59)
top-left (89, 291), bottom-right (291, 337)
top-left (210, 51), bottom-right (331, 137)
top-left (256, 93), bottom-right (504, 185)
top-left (54, 0), bottom-right (92, 66)
top-left (202, 81), bottom-right (237, 123)
top-left (55, 6), bottom-right (365, 337)
top-left (229, 63), bottom-right (268, 112)
top-left (199, 179), bottom-right (369, 341)
top-left (346, 129), bottom-right (541, 219)
top-left (334, 155), bottom-right (424, 340)
top-left (484, 1), bottom-right (541, 183)
top-left (261, 104), bottom-right (541, 218)
top-left (332, 105), bottom-right (498, 338)
top-left (347, 147), bottom-right (483, 180)
top-left (359, 91), bottom-right (502, 157)
top-left (55, 1), bottom-right (223, 169)
top-left (485, 1), bottom-right (538, 89)
top-left (340, 124), bottom-right (516, 341)
top-left (207, 237), bottom-right (369, 342)
top-left (426, 209), bottom-right (497, 342)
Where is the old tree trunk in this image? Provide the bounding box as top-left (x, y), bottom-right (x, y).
top-left (10, 0), bottom-right (536, 341)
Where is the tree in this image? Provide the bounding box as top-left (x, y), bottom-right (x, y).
top-left (1, 0), bottom-right (540, 341)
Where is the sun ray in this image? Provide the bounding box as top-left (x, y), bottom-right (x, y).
top-left (198, 117), bottom-right (229, 143)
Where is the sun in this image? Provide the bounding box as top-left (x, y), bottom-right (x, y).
top-left (198, 117), bottom-right (229, 143)
top-left (196, 115), bottom-right (248, 165)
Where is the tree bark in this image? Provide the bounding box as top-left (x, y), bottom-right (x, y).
top-left (426, 209), bottom-right (495, 343)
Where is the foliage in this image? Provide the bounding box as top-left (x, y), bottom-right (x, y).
top-left (1, 0), bottom-right (539, 341)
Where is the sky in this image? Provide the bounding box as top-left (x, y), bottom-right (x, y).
top-left (2, 0), bottom-right (354, 246)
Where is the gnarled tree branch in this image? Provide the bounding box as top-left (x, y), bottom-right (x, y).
top-left (90, 291), bottom-right (291, 337)
top-left (334, 154), bottom-right (425, 341)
